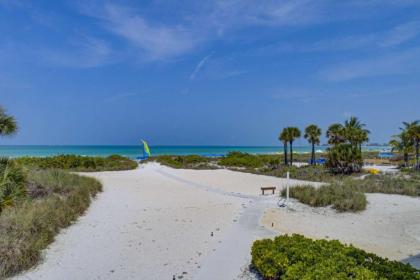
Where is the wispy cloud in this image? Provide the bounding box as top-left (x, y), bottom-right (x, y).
top-left (189, 52), bottom-right (214, 81)
top-left (319, 48), bottom-right (420, 81)
top-left (80, 3), bottom-right (200, 61)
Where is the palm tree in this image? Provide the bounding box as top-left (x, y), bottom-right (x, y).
top-left (304, 124), bottom-right (321, 165)
top-left (279, 129), bottom-right (289, 165)
top-left (0, 107), bottom-right (17, 136)
top-left (285, 127), bottom-right (301, 165)
top-left (326, 123), bottom-right (345, 145)
top-left (403, 121), bottom-right (420, 169)
top-left (389, 131), bottom-right (413, 167)
top-left (344, 117), bottom-right (370, 151)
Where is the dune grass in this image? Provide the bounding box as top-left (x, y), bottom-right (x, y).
top-left (283, 173), bottom-right (420, 212)
top-left (0, 169), bottom-right (102, 278)
top-left (282, 183), bottom-right (367, 212)
top-left (15, 154), bottom-right (138, 172)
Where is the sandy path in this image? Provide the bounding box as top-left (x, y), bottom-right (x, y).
top-left (15, 163), bottom-right (294, 280)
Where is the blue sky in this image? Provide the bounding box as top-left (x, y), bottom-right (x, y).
top-left (1, 0), bottom-right (420, 146)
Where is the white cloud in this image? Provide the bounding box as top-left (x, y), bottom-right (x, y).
top-left (93, 4), bottom-right (200, 61)
top-left (189, 52), bottom-right (214, 81)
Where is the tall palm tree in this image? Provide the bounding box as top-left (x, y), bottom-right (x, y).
top-left (403, 121), bottom-right (420, 169)
top-left (0, 107), bottom-right (17, 136)
top-left (286, 127), bottom-right (301, 165)
top-left (389, 131), bottom-right (413, 167)
top-left (279, 129), bottom-right (289, 165)
top-left (304, 124), bottom-right (322, 165)
top-left (326, 123), bottom-right (345, 145)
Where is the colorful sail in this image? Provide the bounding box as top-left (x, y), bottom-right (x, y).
top-left (141, 139), bottom-right (151, 157)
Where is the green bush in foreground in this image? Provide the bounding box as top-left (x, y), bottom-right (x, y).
top-left (251, 234), bottom-right (420, 280)
top-left (0, 169), bottom-right (102, 278)
top-left (282, 183), bottom-right (367, 212)
top-left (15, 154), bottom-right (138, 172)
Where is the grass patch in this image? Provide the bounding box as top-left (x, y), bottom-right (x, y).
top-left (251, 234), bottom-right (420, 280)
top-left (355, 174), bottom-right (420, 196)
top-left (15, 154), bottom-right (138, 172)
top-left (282, 183), bottom-right (367, 212)
top-left (284, 173), bottom-right (420, 212)
top-left (0, 169), bottom-right (102, 278)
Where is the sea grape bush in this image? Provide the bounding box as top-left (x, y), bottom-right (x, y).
top-left (15, 154), bottom-right (138, 172)
top-left (251, 234), bottom-right (420, 280)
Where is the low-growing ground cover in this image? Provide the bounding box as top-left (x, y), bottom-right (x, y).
top-left (15, 154), bottom-right (138, 172)
top-left (0, 159), bottom-right (102, 278)
top-left (251, 234), bottom-right (420, 280)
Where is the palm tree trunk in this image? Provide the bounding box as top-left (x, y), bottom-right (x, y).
top-left (289, 141), bottom-right (293, 165)
top-left (311, 143), bottom-right (315, 165)
top-left (404, 152), bottom-right (408, 167)
top-left (416, 142), bottom-right (419, 170)
top-left (283, 143), bottom-right (288, 165)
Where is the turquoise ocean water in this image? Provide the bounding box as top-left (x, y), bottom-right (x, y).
top-left (0, 145), bottom-right (389, 159)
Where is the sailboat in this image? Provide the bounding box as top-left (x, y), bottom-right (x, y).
top-left (137, 139), bottom-right (151, 161)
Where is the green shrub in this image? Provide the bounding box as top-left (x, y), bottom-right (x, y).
top-left (327, 144), bottom-right (363, 174)
top-left (219, 152), bottom-right (265, 168)
top-left (0, 158), bottom-right (27, 213)
top-left (0, 169), bottom-right (102, 278)
top-left (251, 234), bottom-right (420, 280)
top-left (154, 155), bottom-right (212, 169)
top-left (15, 154), bottom-right (138, 172)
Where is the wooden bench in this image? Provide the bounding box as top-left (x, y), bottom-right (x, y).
top-left (261, 186), bottom-right (276, 195)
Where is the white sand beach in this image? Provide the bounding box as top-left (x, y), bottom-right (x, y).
top-left (15, 163), bottom-right (420, 280)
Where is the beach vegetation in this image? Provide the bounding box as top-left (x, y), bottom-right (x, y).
top-left (390, 130), bottom-right (414, 167)
top-left (0, 158), bottom-right (27, 213)
top-left (282, 183), bottom-right (367, 212)
top-left (285, 127), bottom-right (301, 165)
top-left (153, 155), bottom-right (213, 169)
top-left (15, 154), bottom-right (138, 172)
top-left (401, 121), bottom-right (420, 170)
top-left (304, 124), bottom-right (322, 165)
top-left (0, 169), bottom-right (102, 278)
top-left (326, 117), bottom-right (369, 174)
top-left (251, 234), bottom-right (420, 280)
top-left (284, 173), bottom-right (420, 212)
top-left (278, 129), bottom-right (289, 165)
top-left (0, 106), bottom-right (17, 136)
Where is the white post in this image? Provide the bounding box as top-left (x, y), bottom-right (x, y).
top-left (286, 171), bottom-right (290, 202)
